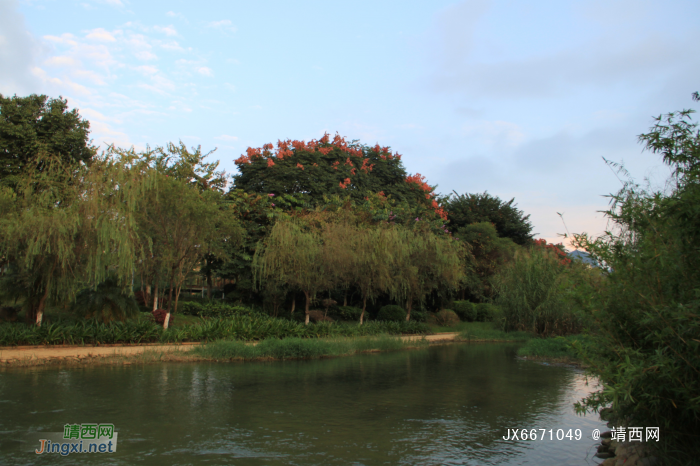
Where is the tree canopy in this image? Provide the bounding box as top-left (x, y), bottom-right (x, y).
top-left (0, 94), bottom-right (96, 188)
top-left (446, 192), bottom-right (534, 245)
top-left (231, 133), bottom-right (447, 221)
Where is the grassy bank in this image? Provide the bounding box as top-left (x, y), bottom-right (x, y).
top-left (515, 334), bottom-right (592, 364)
top-left (0, 314), bottom-right (429, 346)
top-left (453, 322), bottom-right (532, 341)
top-left (192, 335), bottom-right (427, 361)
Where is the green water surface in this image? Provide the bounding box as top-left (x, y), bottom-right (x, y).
top-left (0, 343), bottom-right (606, 465)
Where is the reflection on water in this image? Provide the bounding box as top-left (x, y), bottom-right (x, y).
top-left (0, 343), bottom-right (606, 465)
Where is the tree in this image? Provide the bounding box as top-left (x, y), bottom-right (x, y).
top-left (390, 227), bottom-right (467, 321)
top-left (573, 93), bottom-right (700, 462)
top-left (0, 94), bottom-right (96, 188)
top-left (0, 150), bottom-right (151, 326)
top-left (232, 133), bottom-right (447, 221)
top-left (129, 142), bottom-right (240, 329)
top-left (446, 192), bottom-right (534, 245)
top-left (253, 217), bottom-right (331, 325)
top-left (453, 222), bottom-right (517, 301)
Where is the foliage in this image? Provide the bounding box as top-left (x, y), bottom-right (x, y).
top-left (432, 309), bottom-right (459, 327)
top-left (0, 150), bottom-right (153, 326)
top-left (232, 133), bottom-right (446, 220)
top-left (192, 335), bottom-right (425, 361)
top-left (71, 277), bottom-right (140, 323)
top-left (377, 305), bottom-right (406, 322)
top-left (452, 300), bottom-right (477, 322)
top-left (453, 222), bottom-right (517, 301)
top-left (446, 191), bottom-right (534, 245)
top-left (572, 94), bottom-right (700, 462)
top-left (409, 309), bottom-right (427, 322)
top-left (492, 244), bottom-right (593, 336)
top-left (475, 303), bottom-right (500, 323)
top-left (177, 301), bottom-right (260, 318)
top-left (0, 315), bottom-right (429, 346)
top-left (517, 334), bottom-right (593, 361)
top-left (457, 322), bottom-right (532, 341)
top-left (334, 306), bottom-right (364, 321)
top-left (151, 309), bottom-right (173, 326)
top-left (0, 94), bottom-right (96, 188)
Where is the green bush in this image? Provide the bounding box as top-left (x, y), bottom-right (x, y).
top-left (178, 301), bottom-right (203, 316)
top-left (335, 306), bottom-right (364, 321)
top-left (452, 301), bottom-right (477, 322)
top-left (492, 247), bottom-right (589, 336)
top-left (377, 305), bottom-right (406, 322)
top-left (177, 302), bottom-right (259, 318)
top-left (433, 309), bottom-right (459, 327)
top-left (475, 303), bottom-right (499, 322)
top-left (0, 315), bottom-right (430, 346)
top-left (410, 309), bottom-right (427, 322)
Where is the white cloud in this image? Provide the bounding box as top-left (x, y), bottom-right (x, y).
top-left (206, 19), bottom-right (236, 32)
top-left (44, 55), bottom-right (80, 67)
top-left (85, 28), bottom-right (116, 42)
top-left (0, 1), bottom-right (45, 95)
top-left (135, 65), bottom-right (158, 75)
top-left (197, 66), bottom-right (213, 77)
top-left (463, 120), bottom-right (525, 147)
top-left (134, 50), bottom-right (157, 61)
top-left (153, 25), bottom-right (177, 36)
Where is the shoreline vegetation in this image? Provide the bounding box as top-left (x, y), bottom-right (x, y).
top-left (0, 321), bottom-right (587, 368)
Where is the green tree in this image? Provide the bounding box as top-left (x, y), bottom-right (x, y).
top-left (446, 192), bottom-right (534, 245)
top-left (573, 93), bottom-right (700, 462)
top-left (130, 143), bottom-right (240, 328)
top-left (0, 151), bottom-right (151, 326)
top-left (0, 94), bottom-right (96, 188)
top-left (454, 222), bottom-right (517, 301)
top-left (390, 227), bottom-right (467, 321)
top-left (253, 217), bottom-right (331, 325)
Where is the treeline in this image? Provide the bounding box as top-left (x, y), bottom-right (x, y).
top-left (1, 93), bottom-right (563, 330)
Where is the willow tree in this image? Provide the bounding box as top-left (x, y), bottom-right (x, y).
top-left (351, 226), bottom-right (397, 324)
top-left (391, 227), bottom-right (467, 321)
top-left (253, 217), bottom-right (331, 325)
top-left (0, 151), bottom-right (152, 326)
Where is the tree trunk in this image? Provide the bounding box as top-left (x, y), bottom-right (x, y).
top-left (405, 297), bottom-right (412, 322)
top-left (360, 296), bottom-right (366, 325)
top-left (343, 289), bottom-right (347, 307)
top-left (163, 312), bottom-right (171, 329)
top-left (304, 290), bottom-right (310, 325)
top-left (167, 269), bottom-right (175, 312)
top-left (35, 279), bottom-right (52, 327)
top-left (174, 284), bottom-right (182, 314)
top-left (206, 271), bottom-right (212, 300)
top-left (153, 284), bottom-right (158, 311)
top-left (290, 296), bottom-right (295, 314)
top-left (146, 284), bottom-right (152, 307)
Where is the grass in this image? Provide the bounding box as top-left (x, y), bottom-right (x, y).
top-left (455, 322), bottom-right (532, 341)
top-left (516, 334), bottom-right (592, 362)
top-left (192, 335), bottom-right (427, 361)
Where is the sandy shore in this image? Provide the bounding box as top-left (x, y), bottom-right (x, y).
top-left (0, 333), bottom-right (461, 364)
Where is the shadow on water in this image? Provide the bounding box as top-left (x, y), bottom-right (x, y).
top-left (0, 343), bottom-right (606, 465)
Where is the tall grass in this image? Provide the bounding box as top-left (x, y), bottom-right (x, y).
top-left (457, 322), bottom-right (531, 341)
top-left (491, 248), bottom-right (594, 337)
top-left (517, 334), bottom-right (593, 360)
top-left (0, 314), bottom-right (429, 346)
top-left (192, 335), bottom-right (424, 361)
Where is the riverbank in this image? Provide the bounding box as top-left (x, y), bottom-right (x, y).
top-left (0, 332), bottom-right (463, 367)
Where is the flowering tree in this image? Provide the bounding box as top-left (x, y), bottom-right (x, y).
top-left (232, 133), bottom-right (447, 221)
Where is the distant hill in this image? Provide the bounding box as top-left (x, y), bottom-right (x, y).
top-left (567, 250), bottom-right (598, 267)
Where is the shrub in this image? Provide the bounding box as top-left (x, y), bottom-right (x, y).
top-left (377, 305), bottom-right (406, 322)
top-left (433, 309), bottom-right (459, 327)
top-left (72, 278), bottom-right (140, 323)
top-left (335, 306), bottom-right (364, 321)
top-left (452, 301), bottom-right (477, 322)
top-left (410, 309), bottom-right (427, 322)
top-left (179, 301), bottom-right (203, 316)
top-left (151, 309), bottom-right (173, 326)
top-left (475, 303), bottom-right (499, 322)
top-left (492, 247), bottom-right (587, 336)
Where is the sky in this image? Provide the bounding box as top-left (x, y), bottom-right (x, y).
top-left (1, 0), bottom-right (699, 248)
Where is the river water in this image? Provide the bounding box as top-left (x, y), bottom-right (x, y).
top-left (0, 343), bottom-right (606, 465)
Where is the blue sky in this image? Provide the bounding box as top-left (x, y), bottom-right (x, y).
top-left (2, 0), bottom-right (699, 247)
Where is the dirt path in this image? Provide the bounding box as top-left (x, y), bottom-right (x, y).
top-left (0, 333), bottom-right (461, 364)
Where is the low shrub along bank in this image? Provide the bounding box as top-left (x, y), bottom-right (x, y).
top-left (377, 305), bottom-right (406, 322)
top-left (192, 335), bottom-right (426, 361)
top-left (0, 314), bottom-right (429, 346)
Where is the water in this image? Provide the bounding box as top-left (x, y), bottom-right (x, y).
top-left (0, 343), bottom-right (606, 465)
